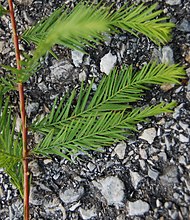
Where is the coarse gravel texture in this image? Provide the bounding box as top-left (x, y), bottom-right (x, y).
top-left (0, 0), bottom-right (190, 219)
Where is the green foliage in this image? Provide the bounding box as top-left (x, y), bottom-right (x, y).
top-left (15, 1), bottom-right (174, 82)
top-left (32, 63), bottom-right (185, 134)
top-left (0, 95), bottom-right (23, 196)
top-left (0, 4), bottom-right (8, 16)
top-left (31, 63), bottom-right (185, 159)
top-left (0, 1), bottom-right (186, 199)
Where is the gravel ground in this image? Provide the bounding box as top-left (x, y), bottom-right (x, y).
top-left (0, 0), bottom-right (190, 219)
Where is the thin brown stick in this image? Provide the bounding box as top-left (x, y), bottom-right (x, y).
top-left (7, 0), bottom-right (29, 219)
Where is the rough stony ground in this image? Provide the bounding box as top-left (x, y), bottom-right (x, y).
top-left (0, 0), bottom-right (190, 219)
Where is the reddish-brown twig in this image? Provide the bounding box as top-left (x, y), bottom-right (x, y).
top-left (7, 0), bottom-right (29, 219)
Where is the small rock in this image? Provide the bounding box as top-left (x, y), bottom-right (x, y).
top-left (59, 186), bottom-right (84, 204)
top-left (178, 19), bottom-right (190, 32)
top-left (179, 121), bottom-right (189, 131)
top-left (100, 52), bottom-right (117, 75)
top-left (29, 161), bottom-right (41, 177)
top-left (79, 206), bottom-right (97, 219)
top-left (79, 71), bottom-right (87, 82)
top-left (0, 41), bottom-right (4, 53)
top-left (139, 159), bottom-right (146, 170)
top-left (185, 50), bottom-right (190, 63)
top-left (26, 102), bottom-right (39, 118)
top-left (50, 61), bottom-right (74, 83)
top-left (114, 141), bottom-right (126, 159)
top-left (160, 165), bottom-right (178, 185)
top-left (161, 46), bottom-right (174, 64)
top-left (43, 159), bottom-right (52, 165)
top-left (173, 103), bottom-right (184, 119)
top-left (166, 0), bottom-right (181, 5)
top-left (16, 0), bottom-right (33, 5)
top-left (179, 156), bottom-right (186, 165)
top-left (148, 167), bottom-right (159, 181)
top-left (15, 115), bottom-right (22, 132)
top-left (139, 128), bottom-right (156, 144)
top-left (130, 170), bottom-right (143, 189)
top-left (87, 162), bottom-right (96, 172)
top-left (161, 83), bottom-right (174, 92)
top-left (158, 152), bottom-right (167, 161)
top-left (71, 50), bottom-right (84, 67)
top-left (92, 176), bottom-right (124, 206)
top-left (30, 186), bottom-right (43, 205)
top-left (10, 200), bottom-right (23, 219)
top-left (116, 214), bottom-right (125, 220)
top-left (38, 82), bottom-right (48, 92)
top-left (127, 200), bottom-right (150, 216)
top-left (43, 194), bottom-right (60, 209)
top-left (92, 83), bottom-right (97, 91)
top-left (139, 148), bottom-right (147, 159)
top-left (69, 201), bottom-right (81, 211)
top-left (179, 134), bottom-right (189, 143)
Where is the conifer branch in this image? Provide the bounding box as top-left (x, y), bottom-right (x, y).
top-left (7, 0), bottom-right (29, 219)
top-left (18, 2), bottom-right (175, 80)
top-left (32, 63), bottom-right (185, 134)
top-left (0, 95), bottom-right (23, 197)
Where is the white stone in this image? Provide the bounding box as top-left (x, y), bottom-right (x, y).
top-left (0, 41), bottom-right (4, 53)
top-left (166, 0), bottom-right (181, 5)
top-left (16, 0), bottom-right (33, 5)
top-left (26, 102), bottom-right (39, 118)
top-left (139, 128), bottom-right (156, 144)
top-left (161, 46), bottom-right (174, 64)
top-left (79, 206), bottom-right (97, 219)
top-left (139, 160), bottom-right (146, 170)
top-left (100, 52), bottom-right (117, 75)
top-left (29, 161), bottom-right (41, 177)
top-left (114, 141), bottom-right (126, 159)
top-left (158, 152), bottom-right (167, 161)
top-left (59, 186), bottom-right (84, 204)
top-left (148, 167), bottom-right (159, 181)
top-left (179, 134), bottom-right (189, 143)
top-left (139, 148), bottom-right (147, 159)
top-left (69, 201), bottom-right (81, 211)
top-left (87, 162), bottom-right (96, 171)
top-left (15, 115), bottom-right (22, 132)
top-left (130, 171), bottom-right (143, 189)
top-left (79, 71), bottom-right (86, 82)
top-left (38, 82), bottom-right (48, 92)
top-left (92, 176), bottom-right (124, 206)
top-left (30, 186), bottom-right (43, 205)
top-left (179, 155), bottom-right (186, 165)
top-left (71, 50), bottom-right (84, 67)
top-left (127, 200), bottom-right (150, 216)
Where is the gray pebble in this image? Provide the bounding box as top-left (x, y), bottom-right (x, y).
top-left (166, 0), bottom-right (181, 5)
top-left (148, 167), bottom-right (159, 181)
top-left (139, 128), bottom-right (157, 144)
top-left (0, 41), bottom-right (4, 53)
top-left (161, 46), bottom-right (174, 64)
top-left (127, 200), bottom-right (150, 216)
top-left (71, 50), bottom-right (84, 67)
top-left (130, 170), bottom-right (143, 189)
top-left (92, 176), bottom-right (125, 206)
top-left (16, 0), bottom-right (33, 5)
top-left (59, 186), bottom-right (84, 204)
top-left (178, 19), bottom-right (190, 32)
top-left (79, 206), bottom-right (97, 220)
top-left (114, 141), bottom-right (126, 159)
top-left (160, 165), bottom-right (179, 185)
top-left (100, 52), bottom-right (117, 75)
top-left (26, 102), bottom-right (39, 117)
